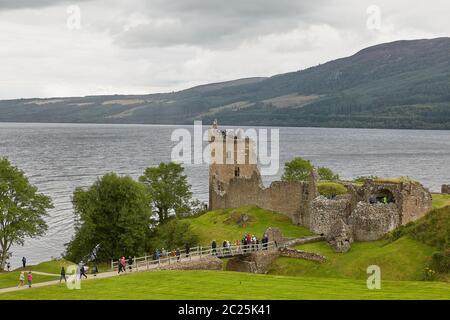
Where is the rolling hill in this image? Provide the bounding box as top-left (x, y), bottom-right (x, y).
top-left (1, 38), bottom-right (450, 129)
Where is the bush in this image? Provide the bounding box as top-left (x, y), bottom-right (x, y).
top-left (317, 182), bottom-right (348, 197)
top-left (422, 267), bottom-right (437, 281)
top-left (148, 219), bottom-right (199, 252)
top-left (430, 250), bottom-right (450, 273)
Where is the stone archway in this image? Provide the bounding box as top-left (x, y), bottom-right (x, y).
top-left (369, 189), bottom-right (395, 204)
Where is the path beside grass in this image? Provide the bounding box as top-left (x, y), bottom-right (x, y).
top-left (1, 270), bottom-right (449, 300)
top-left (0, 269), bottom-right (124, 295)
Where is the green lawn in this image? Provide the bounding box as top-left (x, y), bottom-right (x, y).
top-left (17, 259), bottom-right (75, 274)
top-left (1, 259), bottom-right (75, 289)
top-left (0, 272), bottom-right (58, 289)
top-left (431, 193), bottom-right (450, 209)
top-left (268, 237), bottom-right (436, 281)
top-left (185, 206), bottom-right (311, 245)
top-left (1, 270), bottom-right (449, 300)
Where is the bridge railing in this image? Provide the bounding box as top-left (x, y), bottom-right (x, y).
top-left (111, 241), bottom-right (277, 271)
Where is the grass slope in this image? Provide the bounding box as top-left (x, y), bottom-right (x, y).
top-left (1, 270), bottom-right (449, 300)
top-left (185, 206), bottom-right (311, 245)
top-left (268, 237), bottom-right (435, 281)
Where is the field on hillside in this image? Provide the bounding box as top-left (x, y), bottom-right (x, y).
top-left (185, 206), bottom-right (311, 245)
top-left (1, 270), bottom-right (449, 300)
top-left (268, 237), bottom-right (436, 281)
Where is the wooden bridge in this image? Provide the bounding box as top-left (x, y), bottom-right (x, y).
top-left (111, 241), bottom-right (278, 271)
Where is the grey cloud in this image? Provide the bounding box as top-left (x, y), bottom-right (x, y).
top-left (0, 0), bottom-right (92, 10)
top-left (111, 0), bottom-right (330, 48)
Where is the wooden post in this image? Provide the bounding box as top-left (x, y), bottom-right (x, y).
top-left (146, 256), bottom-right (149, 270)
top-left (134, 256), bottom-right (137, 271)
top-left (111, 259), bottom-right (113, 271)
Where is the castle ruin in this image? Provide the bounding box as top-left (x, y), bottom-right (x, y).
top-left (208, 121), bottom-right (433, 244)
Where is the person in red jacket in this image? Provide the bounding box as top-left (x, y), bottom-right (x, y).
top-left (120, 256), bottom-right (126, 272)
top-left (27, 271), bottom-right (33, 288)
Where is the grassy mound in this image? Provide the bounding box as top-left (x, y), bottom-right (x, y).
top-left (268, 237), bottom-right (435, 281)
top-left (317, 182), bottom-right (348, 197)
top-left (388, 205), bottom-right (450, 275)
top-left (1, 270), bottom-right (449, 300)
top-left (185, 206), bottom-right (311, 245)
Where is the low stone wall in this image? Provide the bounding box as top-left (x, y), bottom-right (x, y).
top-left (442, 185), bottom-right (450, 194)
top-left (159, 257), bottom-right (223, 271)
top-left (278, 247), bottom-right (326, 263)
top-left (226, 250), bottom-right (280, 274)
top-left (282, 235), bottom-right (325, 247)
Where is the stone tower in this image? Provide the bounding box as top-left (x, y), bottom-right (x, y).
top-left (208, 120), bottom-right (260, 208)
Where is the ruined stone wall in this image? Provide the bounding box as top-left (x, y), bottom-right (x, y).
top-left (278, 248), bottom-right (326, 263)
top-left (226, 250), bottom-right (280, 274)
top-left (398, 181), bottom-right (432, 224)
top-left (348, 202), bottom-right (400, 241)
top-left (159, 257), bottom-right (223, 271)
top-left (309, 196), bottom-right (352, 235)
top-left (442, 185), bottom-right (450, 194)
top-left (210, 171), bottom-right (307, 224)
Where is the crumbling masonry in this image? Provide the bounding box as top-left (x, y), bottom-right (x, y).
top-left (208, 122), bottom-right (433, 243)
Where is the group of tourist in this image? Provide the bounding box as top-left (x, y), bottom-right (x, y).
top-left (18, 271), bottom-right (33, 288)
top-left (117, 256), bottom-right (135, 274)
top-left (210, 233), bottom-right (271, 255)
top-left (152, 244), bottom-right (193, 262)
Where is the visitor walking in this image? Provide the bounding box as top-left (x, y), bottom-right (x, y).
top-left (211, 240), bottom-right (217, 255)
top-left (118, 258), bottom-right (123, 274)
top-left (128, 256), bottom-right (134, 272)
top-left (176, 248), bottom-right (181, 261)
top-left (60, 266), bottom-right (66, 283)
top-left (80, 265), bottom-right (87, 279)
top-left (120, 256), bottom-right (126, 272)
top-left (27, 271), bottom-right (32, 288)
top-left (22, 257), bottom-right (26, 269)
top-left (6, 262), bottom-right (10, 272)
top-left (92, 264), bottom-right (98, 277)
top-left (18, 272), bottom-right (25, 287)
top-left (185, 244), bottom-right (190, 257)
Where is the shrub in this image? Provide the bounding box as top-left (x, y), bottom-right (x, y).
top-left (430, 250), bottom-right (450, 273)
top-left (148, 219), bottom-right (199, 252)
top-left (317, 182), bottom-right (348, 197)
top-left (422, 267), bottom-right (437, 281)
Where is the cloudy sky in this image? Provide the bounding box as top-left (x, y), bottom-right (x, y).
top-left (0, 0), bottom-right (449, 99)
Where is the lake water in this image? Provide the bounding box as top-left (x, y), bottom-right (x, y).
top-left (1, 122), bottom-right (449, 267)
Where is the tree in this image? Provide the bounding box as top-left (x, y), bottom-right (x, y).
top-left (281, 157), bottom-right (313, 182)
top-left (139, 162), bottom-right (192, 223)
top-left (0, 158), bottom-right (53, 270)
top-left (148, 219), bottom-right (199, 253)
top-left (318, 167), bottom-right (340, 181)
top-left (65, 173), bottom-right (152, 263)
